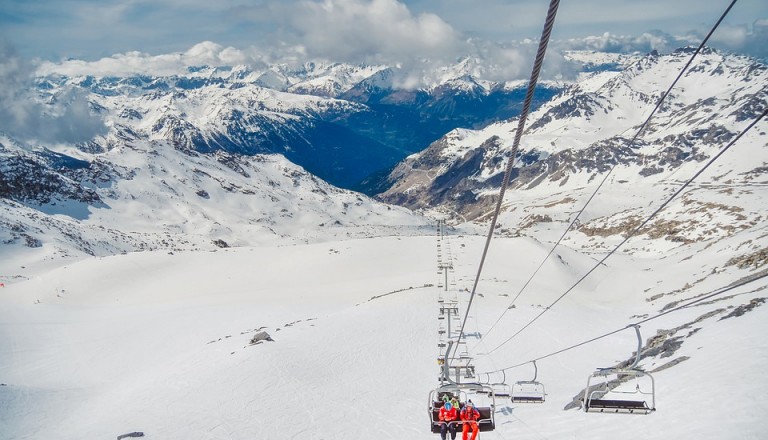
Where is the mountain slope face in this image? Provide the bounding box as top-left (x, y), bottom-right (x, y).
top-left (378, 48), bottom-right (768, 253)
top-left (0, 134), bottom-right (428, 276)
top-left (36, 60), bottom-right (561, 191)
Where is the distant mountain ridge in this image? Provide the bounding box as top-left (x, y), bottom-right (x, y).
top-left (35, 57), bottom-right (564, 191)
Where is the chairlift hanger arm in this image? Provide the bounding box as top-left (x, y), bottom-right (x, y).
top-left (629, 324), bottom-right (642, 369)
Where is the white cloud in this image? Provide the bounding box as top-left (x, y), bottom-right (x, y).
top-left (36, 42), bottom-right (265, 77)
top-left (558, 31), bottom-right (697, 54)
top-left (32, 37), bottom-right (576, 88)
top-left (33, 1), bottom-right (474, 87)
top-left (26, 0), bottom-right (767, 90)
top-left (249, 0), bottom-right (467, 64)
top-left (0, 43), bottom-right (106, 146)
top-left (554, 24), bottom-right (768, 61)
top-left (709, 22), bottom-right (768, 59)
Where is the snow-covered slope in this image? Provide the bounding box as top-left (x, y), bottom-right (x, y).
top-left (0, 224), bottom-right (765, 439)
top-left (0, 135), bottom-right (428, 278)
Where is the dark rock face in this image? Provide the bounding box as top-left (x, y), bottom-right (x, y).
top-left (720, 297), bottom-right (767, 320)
top-left (0, 147), bottom-right (102, 208)
top-left (377, 131), bottom-right (722, 219)
top-left (249, 331), bottom-right (274, 344)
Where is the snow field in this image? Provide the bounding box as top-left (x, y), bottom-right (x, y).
top-left (1, 230), bottom-right (766, 439)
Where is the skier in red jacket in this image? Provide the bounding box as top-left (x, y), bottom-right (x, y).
top-left (438, 401), bottom-right (458, 440)
top-left (460, 400), bottom-right (481, 440)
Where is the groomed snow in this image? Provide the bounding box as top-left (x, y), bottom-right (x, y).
top-left (1, 226), bottom-right (766, 440)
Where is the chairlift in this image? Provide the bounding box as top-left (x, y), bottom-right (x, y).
top-left (429, 343), bottom-right (496, 433)
top-left (484, 371), bottom-right (511, 398)
top-left (510, 361), bottom-right (546, 403)
top-left (441, 362), bottom-right (477, 383)
top-left (428, 385), bottom-right (496, 433)
top-left (582, 325), bottom-right (656, 414)
top-left (439, 344), bottom-right (479, 383)
top-left (439, 304), bottom-right (459, 316)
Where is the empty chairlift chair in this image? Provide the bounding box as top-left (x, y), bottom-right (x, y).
top-left (582, 325), bottom-right (656, 414)
top-left (510, 361), bottom-right (546, 403)
top-left (485, 372), bottom-right (511, 398)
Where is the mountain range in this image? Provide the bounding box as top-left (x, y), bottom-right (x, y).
top-left (379, 47), bottom-right (767, 253)
top-left (1, 47), bottom-right (766, 273)
top-left (34, 57), bottom-right (564, 191)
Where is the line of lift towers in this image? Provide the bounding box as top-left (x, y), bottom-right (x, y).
top-left (428, 219), bottom-right (655, 433)
top-left (429, 219), bottom-right (497, 433)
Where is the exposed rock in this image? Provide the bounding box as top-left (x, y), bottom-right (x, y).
top-left (212, 239), bottom-right (229, 248)
top-left (519, 214), bottom-right (553, 230)
top-left (249, 331), bottom-right (274, 345)
top-left (578, 215), bottom-right (642, 237)
top-left (0, 150), bottom-right (102, 207)
top-left (719, 297), bottom-right (766, 320)
top-left (726, 247), bottom-right (768, 270)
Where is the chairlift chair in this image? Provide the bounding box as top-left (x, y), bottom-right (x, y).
top-left (429, 384), bottom-right (496, 433)
top-left (442, 363), bottom-right (477, 384)
top-left (485, 372), bottom-right (511, 398)
top-left (583, 368), bottom-right (655, 414)
top-left (510, 361), bottom-right (546, 403)
top-left (439, 304), bottom-right (459, 316)
top-left (582, 325), bottom-right (656, 414)
top-left (511, 381), bottom-right (546, 403)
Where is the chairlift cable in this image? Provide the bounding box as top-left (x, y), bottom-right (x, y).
top-left (634, 268), bottom-right (768, 326)
top-left (479, 0), bottom-right (741, 342)
top-left (483, 268), bottom-right (768, 374)
top-left (481, 106), bottom-right (766, 357)
top-left (449, 0), bottom-right (562, 366)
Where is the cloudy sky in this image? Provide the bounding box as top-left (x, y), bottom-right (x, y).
top-left (0, 0), bottom-right (764, 146)
top-left (1, 0), bottom-right (766, 64)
